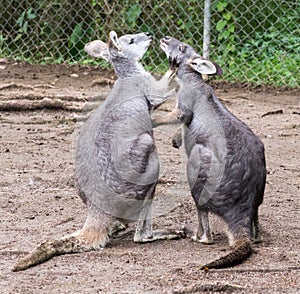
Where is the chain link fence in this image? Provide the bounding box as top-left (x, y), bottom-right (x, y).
top-left (0, 1), bottom-right (299, 87)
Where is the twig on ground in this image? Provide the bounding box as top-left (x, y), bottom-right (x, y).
top-left (0, 83), bottom-right (34, 91)
top-left (0, 98), bottom-right (83, 112)
top-left (173, 282), bottom-right (246, 293)
top-left (261, 109), bottom-right (283, 117)
top-left (0, 93), bottom-right (86, 102)
top-left (204, 266), bottom-right (300, 273)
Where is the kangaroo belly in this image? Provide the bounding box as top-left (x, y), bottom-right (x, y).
top-left (75, 97), bottom-right (159, 219)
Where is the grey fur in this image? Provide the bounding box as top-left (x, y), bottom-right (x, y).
top-left (153, 36), bottom-right (266, 269)
top-left (12, 32), bottom-right (182, 272)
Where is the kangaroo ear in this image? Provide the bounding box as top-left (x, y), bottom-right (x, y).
top-left (189, 57), bottom-right (222, 75)
top-left (108, 31), bottom-right (123, 51)
top-left (84, 40), bottom-right (111, 62)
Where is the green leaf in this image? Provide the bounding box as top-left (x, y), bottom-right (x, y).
top-left (223, 11), bottom-right (232, 21)
top-left (216, 20), bottom-right (226, 32)
top-left (177, 19), bottom-right (183, 26)
top-left (126, 4), bottom-right (142, 26)
top-left (222, 29), bottom-right (230, 39)
top-left (228, 23), bottom-right (235, 33)
top-left (69, 22), bottom-right (83, 48)
top-left (228, 44), bottom-right (236, 53)
top-left (23, 21), bottom-right (28, 34)
top-left (14, 33), bottom-right (23, 42)
top-left (217, 1), bottom-right (227, 12)
top-left (17, 11), bottom-right (26, 27)
top-left (26, 8), bottom-right (36, 20)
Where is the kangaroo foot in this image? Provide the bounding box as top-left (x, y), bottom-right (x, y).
top-left (134, 229), bottom-right (186, 243)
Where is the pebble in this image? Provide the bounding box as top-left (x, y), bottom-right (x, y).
top-left (70, 73), bottom-right (79, 78)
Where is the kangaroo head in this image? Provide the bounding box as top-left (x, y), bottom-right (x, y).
top-left (85, 31), bottom-right (152, 64)
top-left (160, 36), bottom-right (222, 76)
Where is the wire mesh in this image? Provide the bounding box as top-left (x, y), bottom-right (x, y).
top-left (0, 0), bottom-right (299, 87)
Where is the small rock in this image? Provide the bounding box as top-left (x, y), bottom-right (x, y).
top-left (70, 73), bottom-right (79, 78)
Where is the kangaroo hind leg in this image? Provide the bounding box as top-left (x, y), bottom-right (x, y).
top-left (134, 197), bottom-right (185, 243)
top-left (13, 212), bottom-right (113, 272)
top-left (252, 211), bottom-right (262, 243)
top-left (192, 209), bottom-right (213, 244)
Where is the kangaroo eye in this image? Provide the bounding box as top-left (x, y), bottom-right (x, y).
top-left (129, 38), bottom-right (134, 44)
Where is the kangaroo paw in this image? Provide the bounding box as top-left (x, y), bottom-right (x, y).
top-left (134, 229), bottom-right (186, 243)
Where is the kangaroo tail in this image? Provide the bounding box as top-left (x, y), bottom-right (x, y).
top-left (200, 240), bottom-right (252, 270)
top-left (12, 229), bottom-right (109, 272)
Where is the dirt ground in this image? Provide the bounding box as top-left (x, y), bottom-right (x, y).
top-left (0, 60), bottom-right (299, 293)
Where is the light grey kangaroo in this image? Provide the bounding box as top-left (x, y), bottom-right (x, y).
top-left (153, 36), bottom-right (266, 269)
top-left (13, 31), bottom-right (183, 272)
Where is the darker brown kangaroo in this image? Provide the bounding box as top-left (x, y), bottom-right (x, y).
top-left (153, 36), bottom-right (266, 269)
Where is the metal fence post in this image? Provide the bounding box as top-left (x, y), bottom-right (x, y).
top-left (203, 0), bottom-right (211, 81)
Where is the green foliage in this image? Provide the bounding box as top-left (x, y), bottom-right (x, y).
top-left (0, 34), bottom-right (8, 51)
top-left (126, 4), bottom-right (142, 27)
top-left (68, 22), bottom-right (85, 58)
top-left (214, 0), bottom-right (236, 54)
top-left (0, 0), bottom-right (298, 87)
top-left (211, 0), bottom-right (299, 87)
top-left (237, 27), bottom-right (299, 87)
top-left (15, 7), bottom-right (37, 41)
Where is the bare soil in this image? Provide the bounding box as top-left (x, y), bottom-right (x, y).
top-left (0, 60), bottom-right (299, 293)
